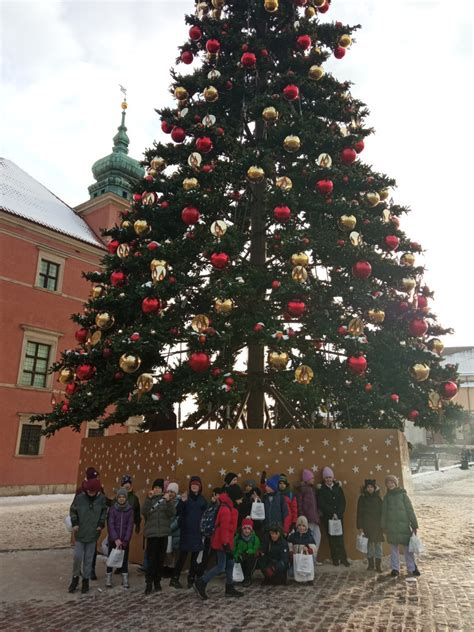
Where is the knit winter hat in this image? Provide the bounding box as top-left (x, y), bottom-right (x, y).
top-left (212, 487), bottom-right (222, 495)
top-left (189, 476), bottom-right (202, 491)
top-left (243, 479), bottom-right (257, 489)
top-left (152, 478), bottom-right (164, 490)
top-left (167, 482), bottom-right (179, 495)
top-left (296, 515), bottom-right (309, 528)
top-left (364, 479), bottom-right (376, 488)
top-left (227, 484), bottom-right (244, 503)
top-left (224, 472), bottom-right (238, 486)
top-left (279, 474), bottom-right (289, 486)
top-left (242, 517), bottom-right (254, 530)
top-left (84, 478), bottom-right (101, 494)
top-left (86, 467), bottom-right (99, 480)
top-left (385, 474), bottom-right (399, 487)
top-left (116, 487), bottom-right (128, 498)
top-left (302, 469), bottom-right (314, 483)
top-left (121, 474), bottom-right (132, 485)
top-left (266, 474), bottom-right (280, 492)
top-left (322, 467), bottom-right (334, 479)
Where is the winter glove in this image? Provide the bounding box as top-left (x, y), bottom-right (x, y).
top-left (264, 566), bottom-right (275, 578)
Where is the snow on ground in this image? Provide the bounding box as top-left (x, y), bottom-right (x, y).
top-left (413, 465), bottom-right (474, 492)
top-left (0, 494), bottom-right (73, 506)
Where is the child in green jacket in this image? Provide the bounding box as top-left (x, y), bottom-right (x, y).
top-left (233, 517), bottom-right (260, 586)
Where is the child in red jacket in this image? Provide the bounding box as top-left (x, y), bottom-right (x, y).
top-left (278, 474), bottom-right (298, 535)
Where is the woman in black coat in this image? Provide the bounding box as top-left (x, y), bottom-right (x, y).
top-left (316, 466), bottom-right (349, 566)
top-left (356, 479), bottom-right (384, 572)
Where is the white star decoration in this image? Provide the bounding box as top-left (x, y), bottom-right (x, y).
top-left (244, 466), bottom-right (252, 474)
top-left (361, 444), bottom-right (368, 452)
top-left (375, 464), bottom-right (382, 471)
top-left (384, 438), bottom-right (392, 446)
top-left (176, 458), bottom-right (184, 466)
top-left (297, 445), bottom-right (305, 453)
top-left (231, 446), bottom-right (238, 453)
top-left (257, 439), bottom-right (264, 447)
top-left (288, 466), bottom-right (295, 474)
top-left (311, 465), bottom-right (318, 472)
top-left (352, 465), bottom-right (359, 474)
top-left (216, 436), bottom-right (223, 444)
top-left (347, 436), bottom-right (354, 443)
top-left (189, 441), bottom-right (196, 449)
top-left (219, 468), bottom-right (226, 476)
top-left (323, 439), bottom-right (330, 446)
top-left (283, 436), bottom-right (290, 444)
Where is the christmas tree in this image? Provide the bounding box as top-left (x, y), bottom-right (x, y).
top-left (35, 0), bottom-right (461, 437)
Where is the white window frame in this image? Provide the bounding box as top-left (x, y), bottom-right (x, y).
top-left (17, 325), bottom-right (62, 390)
top-left (15, 415), bottom-right (46, 457)
top-left (86, 421), bottom-right (108, 438)
top-left (35, 248), bottom-right (66, 293)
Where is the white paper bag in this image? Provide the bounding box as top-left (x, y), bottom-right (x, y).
top-left (64, 516), bottom-right (73, 533)
top-left (408, 534), bottom-right (425, 555)
top-left (328, 519), bottom-right (343, 536)
top-left (106, 548), bottom-right (125, 568)
top-left (250, 501), bottom-right (265, 520)
top-left (293, 553), bottom-right (315, 582)
top-left (101, 537), bottom-right (109, 556)
top-left (196, 549), bottom-right (203, 564)
top-left (232, 562), bottom-right (244, 583)
top-left (356, 534), bottom-right (368, 553)
top-left (166, 536), bottom-right (173, 553)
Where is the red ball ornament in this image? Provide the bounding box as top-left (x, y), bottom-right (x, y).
top-left (76, 364), bottom-right (95, 381)
top-left (347, 355), bottom-right (367, 375)
top-left (417, 295), bottom-right (428, 310)
top-left (384, 235), bottom-right (400, 251)
top-left (352, 261), bottom-right (372, 279)
top-left (210, 252), bottom-right (229, 269)
top-left (201, 164), bottom-right (214, 173)
top-left (242, 43), bottom-right (249, 52)
top-left (65, 382), bottom-right (77, 396)
top-left (294, 0), bottom-right (307, 6)
top-left (225, 80), bottom-right (233, 90)
top-left (102, 348), bottom-right (113, 359)
top-left (133, 193), bottom-right (142, 202)
top-left (114, 371), bottom-right (124, 381)
top-left (341, 148), bottom-right (357, 165)
top-left (334, 46), bottom-right (346, 59)
top-left (107, 240), bottom-right (119, 254)
top-left (61, 402), bottom-right (70, 413)
top-left (181, 206), bottom-right (200, 225)
top-left (142, 297), bottom-right (161, 313)
top-left (318, 0), bottom-right (329, 11)
top-left (206, 39), bottom-right (221, 54)
top-left (188, 352), bottom-right (211, 373)
top-left (407, 409), bottom-right (420, 421)
top-left (224, 376), bottom-right (234, 386)
top-left (260, 48), bottom-right (269, 58)
top-left (162, 371), bottom-right (174, 383)
top-left (364, 383), bottom-right (373, 393)
top-left (161, 120), bottom-right (172, 134)
top-left (271, 280), bottom-right (281, 290)
top-left (75, 328), bottom-right (88, 344)
top-left (283, 84), bottom-right (300, 101)
top-left (171, 127), bottom-right (186, 143)
top-left (398, 301), bottom-right (410, 313)
top-left (111, 271), bottom-right (126, 287)
top-left (338, 325), bottom-right (348, 335)
top-left (409, 318), bottom-right (428, 337)
top-left (195, 137), bottom-right (213, 153)
top-left (342, 175), bottom-right (350, 184)
top-left (130, 332), bottom-right (141, 342)
top-left (287, 300), bottom-right (306, 318)
top-left (144, 174), bottom-right (154, 183)
top-left (147, 241), bottom-right (159, 251)
top-left (337, 239), bottom-right (345, 247)
top-left (253, 323), bottom-right (264, 333)
top-left (189, 25), bottom-right (202, 41)
top-left (273, 206), bottom-right (291, 223)
top-left (354, 140), bottom-right (365, 153)
top-left (316, 179), bottom-right (334, 195)
top-left (241, 52), bottom-right (257, 68)
top-left (296, 35), bottom-right (312, 51)
top-left (212, 367), bottom-right (222, 378)
top-left (181, 50), bottom-right (194, 64)
top-left (439, 381), bottom-right (458, 400)
top-left (390, 393), bottom-right (400, 404)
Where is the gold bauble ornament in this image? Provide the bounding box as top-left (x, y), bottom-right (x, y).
top-left (191, 314), bottom-right (210, 333)
top-left (308, 65), bottom-right (324, 81)
top-left (95, 312), bottom-right (115, 330)
top-left (203, 86), bottom-right (219, 102)
top-left (339, 34), bottom-right (352, 48)
top-left (292, 266), bottom-right (308, 283)
top-left (400, 252), bottom-right (416, 266)
top-left (290, 252), bottom-right (309, 267)
top-left (305, 6), bottom-right (316, 18)
top-left (89, 331), bottom-right (102, 347)
top-left (410, 363), bottom-right (430, 382)
top-left (214, 298), bottom-right (234, 314)
top-left (117, 243), bottom-right (130, 259)
top-left (276, 176), bottom-right (293, 191)
top-left (58, 368), bottom-right (74, 384)
top-left (348, 318), bottom-right (365, 336)
top-left (119, 353), bottom-right (142, 374)
top-left (367, 309), bottom-right (385, 324)
top-left (316, 153), bottom-right (332, 168)
top-left (137, 373), bottom-right (154, 393)
top-left (268, 351), bottom-right (289, 370)
top-left (295, 365), bottom-right (314, 385)
top-left (150, 157), bottom-right (166, 171)
top-left (211, 8), bottom-right (221, 19)
top-left (212, 0), bottom-right (224, 6)
top-left (91, 285), bottom-right (105, 299)
top-left (174, 86), bottom-right (188, 101)
top-left (382, 209), bottom-right (391, 224)
top-left (339, 214), bottom-right (357, 230)
top-left (366, 192), bottom-right (381, 207)
top-left (402, 277), bottom-right (416, 291)
top-left (133, 220), bottom-right (150, 236)
top-left (210, 220), bottom-right (228, 237)
top-left (283, 135), bottom-right (301, 152)
top-left (121, 220), bottom-right (131, 229)
top-left (428, 338), bottom-right (444, 355)
top-left (183, 177), bottom-right (199, 191)
top-left (264, 0), bottom-right (279, 13)
top-left (262, 106), bottom-right (279, 122)
top-left (147, 169), bottom-right (157, 178)
top-left (379, 188), bottom-right (390, 201)
top-left (428, 390), bottom-right (442, 410)
top-left (150, 259), bottom-right (168, 283)
top-left (247, 166), bottom-right (265, 183)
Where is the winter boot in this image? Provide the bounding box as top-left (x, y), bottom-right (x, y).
top-left (375, 559), bottom-right (382, 573)
top-left (367, 557), bottom-right (375, 571)
top-left (390, 569), bottom-right (399, 578)
top-left (187, 576), bottom-right (195, 589)
top-left (411, 566), bottom-right (421, 577)
top-left (225, 584), bottom-right (244, 598)
top-left (170, 577), bottom-right (183, 589)
top-left (122, 573), bottom-right (129, 589)
top-left (81, 578), bottom-right (90, 594)
top-left (193, 577), bottom-right (208, 600)
top-left (242, 577), bottom-right (252, 587)
top-left (144, 581), bottom-right (153, 595)
top-left (153, 579), bottom-right (162, 592)
top-left (106, 572), bottom-right (113, 588)
top-left (68, 576), bottom-right (79, 593)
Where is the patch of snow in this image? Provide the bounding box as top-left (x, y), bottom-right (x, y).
top-left (412, 466), bottom-right (474, 492)
top-left (0, 494), bottom-right (74, 506)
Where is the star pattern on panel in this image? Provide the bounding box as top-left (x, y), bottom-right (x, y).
top-left (297, 445), bottom-right (305, 453)
top-left (323, 439), bottom-right (330, 446)
top-left (352, 465), bottom-right (359, 474)
top-left (311, 465), bottom-right (319, 472)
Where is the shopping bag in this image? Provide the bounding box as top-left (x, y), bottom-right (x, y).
top-left (64, 516), bottom-right (73, 533)
top-left (293, 553), bottom-right (315, 582)
top-left (106, 548), bottom-right (125, 568)
top-left (232, 562), bottom-right (244, 583)
top-left (250, 501), bottom-right (265, 520)
top-left (408, 534), bottom-right (425, 555)
top-left (356, 534), bottom-right (368, 553)
top-left (328, 519), bottom-right (343, 536)
top-left (166, 536), bottom-right (173, 553)
top-left (196, 549), bottom-right (204, 564)
top-left (101, 537), bottom-right (109, 556)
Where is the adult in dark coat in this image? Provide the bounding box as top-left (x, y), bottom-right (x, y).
top-left (356, 479), bottom-right (384, 571)
top-left (316, 467), bottom-right (350, 566)
top-left (171, 476), bottom-right (207, 588)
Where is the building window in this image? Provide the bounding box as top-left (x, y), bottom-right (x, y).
top-left (122, 191), bottom-right (128, 199)
top-left (38, 259), bottom-right (60, 291)
top-left (87, 427), bottom-right (105, 438)
top-left (20, 341), bottom-right (51, 388)
top-left (15, 417), bottom-right (46, 457)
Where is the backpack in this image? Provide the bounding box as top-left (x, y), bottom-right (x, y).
top-left (200, 503), bottom-right (219, 537)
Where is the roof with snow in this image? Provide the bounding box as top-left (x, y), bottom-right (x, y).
top-left (0, 158), bottom-right (103, 247)
top-left (443, 347), bottom-right (474, 379)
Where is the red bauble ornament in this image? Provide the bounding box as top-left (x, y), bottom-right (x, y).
top-left (111, 271), bottom-right (126, 287)
top-left (201, 164), bottom-right (214, 173)
top-left (342, 175), bottom-right (350, 184)
top-left (162, 371), bottom-right (174, 383)
top-left (130, 332), bottom-right (141, 342)
top-left (352, 261), bottom-right (372, 279)
top-left (338, 325), bottom-right (348, 336)
top-left (398, 301), bottom-right (410, 313)
top-left (133, 193), bottom-right (142, 202)
top-left (417, 295), bottom-right (428, 310)
top-left (210, 252), bottom-right (229, 269)
top-left (241, 52), bottom-right (257, 68)
top-left (171, 127), bottom-right (186, 143)
top-left (271, 280), bottom-right (281, 290)
top-left (142, 297), bottom-right (161, 313)
top-left (188, 352), bottom-right (211, 373)
top-left (260, 48), bottom-right (269, 58)
top-left (161, 120), bottom-right (172, 134)
top-left (407, 409), bottom-right (420, 421)
top-left (334, 46), bottom-right (346, 59)
top-left (189, 25), bottom-right (202, 41)
top-left (340, 148), bottom-right (357, 165)
top-left (225, 80), bottom-right (233, 90)
top-left (287, 300), bottom-right (306, 318)
top-left (364, 383), bottom-right (373, 393)
top-left (114, 371), bottom-right (124, 381)
top-left (212, 367), bottom-right (222, 377)
top-left (347, 355), bottom-right (367, 375)
top-left (206, 39), bottom-right (221, 54)
top-left (354, 140), bottom-right (365, 153)
top-left (409, 318), bottom-right (428, 337)
top-left (273, 206), bottom-right (291, 223)
top-left (102, 348), bottom-right (113, 359)
top-left (253, 323), bottom-right (264, 333)
top-left (294, 0), bottom-right (307, 6)
top-left (224, 376), bottom-right (234, 386)
top-left (318, 0), bottom-right (329, 11)
top-left (337, 239), bottom-right (345, 247)
top-left (384, 235), bottom-right (400, 251)
top-left (283, 84), bottom-right (299, 101)
top-left (61, 402), bottom-right (70, 413)
top-left (76, 364), bottom-right (95, 381)
top-left (65, 382), bottom-right (77, 396)
top-left (195, 137), bottom-right (213, 153)
top-left (296, 35), bottom-right (311, 51)
top-left (439, 381), bottom-right (458, 400)
top-left (75, 328), bottom-right (88, 344)
top-left (181, 206), bottom-right (200, 225)
top-left (316, 179), bottom-right (334, 194)
top-left (107, 240), bottom-right (119, 254)
top-left (181, 50), bottom-right (193, 64)
top-left (390, 393), bottom-right (400, 403)
top-left (147, 241), bottom-right (159, 251)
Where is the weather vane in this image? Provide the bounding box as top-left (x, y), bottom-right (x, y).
top-left (119, 84), bottom-right (128, 110)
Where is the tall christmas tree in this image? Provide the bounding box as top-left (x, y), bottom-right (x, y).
top-left (36, 0), bottom-right (461, 436)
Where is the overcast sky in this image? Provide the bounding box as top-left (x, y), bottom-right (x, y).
top-left (1, 0), bottom-right (472, 346)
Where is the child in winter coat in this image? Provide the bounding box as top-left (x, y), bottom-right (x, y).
top-left (120, 474), bottom-right (141, 534)
top-left (381, 474), bottom-right (420, 578)
top-left (171, 475), bottom-right (208, 589)
top-left (257, 523), bottom-right (289, 585)
top-left (163, 482), bottom-right (180, 578)
top-left (199, 487), bottom-right (221, 576)
top-left (105, 488), bottom-right (134, 589)
top-left (262, 475), bottom-right (288, 535)
top-left (356, 479), bottom-right (384, 572)
top-left (233, 517), bottom-right (261, 586)
top-left (142, 478), bottom-right (176, 594)
top-left (194, 490), bottom-right (243, 600)
top-left (68, 478), bottom-right (107, 594)
top-left (278, 474), bottom-right (298, 535)
top-left (296, 469), bottom-right (322, 555)
top-left (288, 515), bottom-right (317, 584)
top-left (317, 467), bottom-right (350, 567)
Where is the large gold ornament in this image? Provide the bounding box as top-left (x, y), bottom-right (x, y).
top-left (308, 65), bottom-right (324, 81)
top-left (295, 365), bottom-right (314, 385)
top-left (316, 153), bottom-right (332, 168)
top-left (91, 285), bottom-right (105, 299)
top-left (203, 86), bottom-right (219, 102)
top-left (339, 214), bottom-right (357, 230)
top-left (400, 252), bottom-right (415, 266)
top-left (133, 220), bottom-right (150, 236)
top-left (121, 220), bottom-right (131, 229)
top-left (339, 34), bottom-right (352, 48)
top-left (191, 314), bottom-right (210, 333)
top-left (283, 135), bottom-right (301, 152)
top-left (292, 266), bottom-right (308, 282)
top-left (264, 0), bottom-right (279, 12)
top-left (402, 277), bottom-right (416, 292)
top-left (150, 260), bottom-right (168, 283)
top-left (276, 176), bottom-right (292, 191)
top-left (95, 312), bottom-right (115, 330)
top-left (210, 220), bottom-right (228, 237)
top-left (428, 390), bottom-right (442, 410)
top-left (117, 243), bottom-right (130, 259)
top-left (150, 157), bottom-right (166, 171)
top-left (262, 106), bottom-right (279, 122)
top-left (88, 331), bottom-right (102, 347)
top-left (212, 0), bottom-right (225, 7)
top-left (174, 86), bottom-right (188, 101)
top-left (428, 338), bottom-right (444, 355)
top-left (305, 6), bottom-right (316, 18)
top-left (268, 351), bottom-right (289, 370)
top-left (290, 252), bottom-right (309, 267)
top-left (367, 309), bottom-right (385, 324)
top-left (382, 209), bottom-right (391, 223)
top-left (137, 373), bottom-right (154, 393)
top-left (119, 354), bottom-right (142, 374)
top-left (58, 368), bottom-right (74, 384)
top-left (379, 188), bottom-right (390, 201)
top-left (366, 192), bottom-right (381, 207)
top-left (183, 177), bottom-right (199, 190)
top-left (410, 363), bottom-right (430, 382)
top-left (348, 318), bottom-right (365, 336)
top-left (247, 166), bottom-right (265, 183)
top-left (214, 299), bottom-right (234, 314)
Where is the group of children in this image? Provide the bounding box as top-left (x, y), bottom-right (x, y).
top-left (68, 465), bottom-right (420, 596)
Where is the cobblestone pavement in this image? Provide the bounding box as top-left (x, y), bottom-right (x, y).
top-left (0, 471), bottom-right (473, 632)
